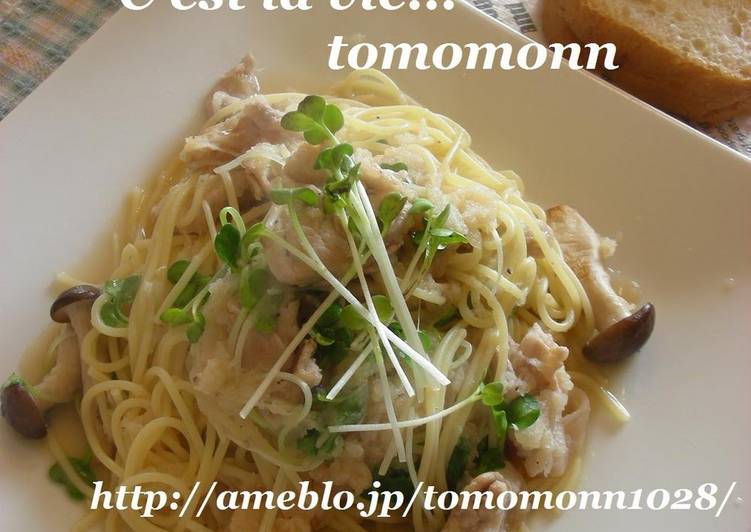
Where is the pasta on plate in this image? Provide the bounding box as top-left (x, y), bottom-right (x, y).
top-left (1, 55), bottom-right (654, 532)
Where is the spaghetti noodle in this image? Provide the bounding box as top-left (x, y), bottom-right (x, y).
top-left (2, 62), bottom-right (652, 532)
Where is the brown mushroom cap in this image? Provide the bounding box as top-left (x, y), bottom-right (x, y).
top-left (50, 285), bottom-right (101, 323)
top-left (1, 380), bottom-right (46, 439)
top-left (583, 303), bottom-right (656, 363)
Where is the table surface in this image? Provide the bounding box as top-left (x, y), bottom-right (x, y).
top-left (0, 0), bottom-right (749, 158)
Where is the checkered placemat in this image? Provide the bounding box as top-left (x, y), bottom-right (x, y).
top-left (0, 0), bottom-right (120, 119)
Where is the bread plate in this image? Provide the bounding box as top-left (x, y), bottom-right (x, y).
top-left (0, 2), bottom-right (749, 531)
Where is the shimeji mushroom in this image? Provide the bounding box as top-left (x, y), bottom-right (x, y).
top-left (1, 285), bottom-right (100, 438)
top-left (546, 206), bottom-right (655, 363)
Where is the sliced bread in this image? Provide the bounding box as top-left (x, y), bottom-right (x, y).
top-left (542, 0), bottom-right (751, 124)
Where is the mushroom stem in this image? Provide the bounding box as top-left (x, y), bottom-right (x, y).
top-left (2, 285), bottom-right (100, 439)
top-left (34, 300), bottom-right (93, 408)
top-left (546, 205), bottom-right (655, 363)
top-left (34, 330), bottom-right (81, 411)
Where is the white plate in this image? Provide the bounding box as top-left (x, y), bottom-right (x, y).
top-left (0, 3), bottom-right (749, 531)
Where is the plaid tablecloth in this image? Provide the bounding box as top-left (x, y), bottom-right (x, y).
top-left (0, 0), bottom-right (120, 119)
top-left (1, 0), bottom-right (749, 157)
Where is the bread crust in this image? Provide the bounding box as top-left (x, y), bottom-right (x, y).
top-left (542, 0), bottom-right (751, 124)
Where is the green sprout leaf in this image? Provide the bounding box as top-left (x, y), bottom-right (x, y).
top-left (380, 162), bottom-right (408, 172)
top-left (409, 198), bottom-right (434, 215)
top-left (100, 302), bottom-right (128, 328)
top-left (281, 96), bottom-right (344, 145)
top-left (387, 322), bottom-right (431, 362)
top-left (506, 394), bottom-right (541, 429)
top-left (253, 292), bottom-right (284, 334)
top-left (430, 227), bottom-right (470, 250)
top-left (104, 275), bottom-right (140, 304)
top-left (435, 205), bottom-right (451, 227)
top-left (340, 295), bottom-right (391, 332)
top-left (100, 275), bottom-right (141, 327)
top-left (159, 308), bottom-right (193, 326)
top-left (239, 267), bottom-right (271, 311)
top-left (186, 311), bottom-right (206, 344)
top-left (325, 163), bottom-right (360, 196)
top-left (270, 187), bottom-right (319, 207)
top-left (298, 95), bottom-right (326, 121)
top-left (340, 304), bottom-right (367, 331)
top-left (166, 260), bottom-right (209, 308)
top-left (371, 295), bottom-right (393, 322)
top-left (167, 260), bottom-right (190, 284)
top-left (214, 223), bottom-right (242, 270)
top-left (490, 406), bottom-right (508, 451)
top-left (281, 111), bottom-right (316, 132)
top-left (480, 382), bottom-right (505, 407)
top-left (323, 103), bottom-right (344, 134)
top-left (378, 192), bottom-right (407, 234)
top-left (315, 143), bottom-right (354, 173)
top-left (242, 223), bottom-right (267, 246)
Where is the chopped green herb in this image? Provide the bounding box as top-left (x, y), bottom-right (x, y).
top-left (340, 295), bottom-right (390, 331)
top-left (369, 468), bottom-right (414, 498)
top-left (475, 436), bottom-right (504, 473)
top-left (313, 384), bottom-right (365, 426)
top-left (310, 328), bottom-right (335, 346)
top-left (48, 455), bottom-right (96, 501)
top-left (317, 303), bottom-right (343, 328)
top-left (311, 304), bottom-right (354, 367)
top-left (434, 307), bottom-right (459, 330)
top-left (297, 429), bottom-right (338, 456)
top-left (388, 322), bottom-right (431, 358)
top-left (337, 395), bottom-right (364, 425)
top-left (446, 437), bottom-right (469, 490)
